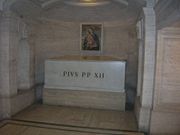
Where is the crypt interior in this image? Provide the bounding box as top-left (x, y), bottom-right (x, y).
top-left (0, 0), bottom-right (180, 135)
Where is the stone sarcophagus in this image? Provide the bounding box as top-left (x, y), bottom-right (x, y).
top-left (43, 56), bottom-right (126, 111)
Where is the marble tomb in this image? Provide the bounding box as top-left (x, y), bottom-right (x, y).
top-left (43, 56), bottom-right (126, 111)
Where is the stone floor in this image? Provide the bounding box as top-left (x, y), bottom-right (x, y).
top-left (0, 104), bottom-right (144, 135)
top-left (13, 104), bottom-right (137, 131)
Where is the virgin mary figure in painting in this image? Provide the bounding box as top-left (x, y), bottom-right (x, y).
top-left (82, 28), bottom-right (100, 51)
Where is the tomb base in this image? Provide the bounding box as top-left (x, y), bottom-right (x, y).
top-left (43, 88), bottom-right (126, 111)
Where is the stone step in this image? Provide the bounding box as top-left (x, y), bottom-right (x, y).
top-left (0, 119), bottom-right (144, 135)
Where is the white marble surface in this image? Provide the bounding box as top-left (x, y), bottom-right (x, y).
top-left (135, 7), bottom-right (156, 132)
top-left (44, 56), bottom-right (126, 92)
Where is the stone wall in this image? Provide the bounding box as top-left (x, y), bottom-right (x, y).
top-left (150, 27), bottom-right (180, 134)
top-left (33, 20), bottom-right (138, 106)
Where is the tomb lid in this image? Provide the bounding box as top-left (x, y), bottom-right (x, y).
top-left (48, 55), bottom-right (126, 62)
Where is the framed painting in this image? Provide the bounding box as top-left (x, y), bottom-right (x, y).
top-left (80, 23), bottom-right (103, 52)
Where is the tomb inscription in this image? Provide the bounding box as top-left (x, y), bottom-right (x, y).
top-left (61, 71), bottom-right (105, 79)
top-left (44, 57), bottom-right (126, 92)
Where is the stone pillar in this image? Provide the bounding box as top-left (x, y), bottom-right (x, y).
top-left (136, 20), bottom-right (144, 97)
top-left (0, 11), bottom-right (19, 118)
top-left (0, 11), bottom-right (35, 119)
top-left (0, 1), bottom-right (3, 11)
top-left (135, 7), bottom-right (156, 132)
top-left (140, 7), bottom-right (156, 109)
top-left (17, 21), bottom-right (34, 90)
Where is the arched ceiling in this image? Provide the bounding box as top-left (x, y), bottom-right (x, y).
top-left (8, 0), bottom-right (145, 23)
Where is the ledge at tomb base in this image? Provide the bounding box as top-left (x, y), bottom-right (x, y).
top-left (43, 88), bottom-right (126, 111)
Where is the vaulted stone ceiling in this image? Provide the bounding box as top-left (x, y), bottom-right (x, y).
top-left (10, 0), bottom-right (145, 23)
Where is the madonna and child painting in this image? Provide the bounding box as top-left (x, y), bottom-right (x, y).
top-left (81, 23), bottom-right (102, 51)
